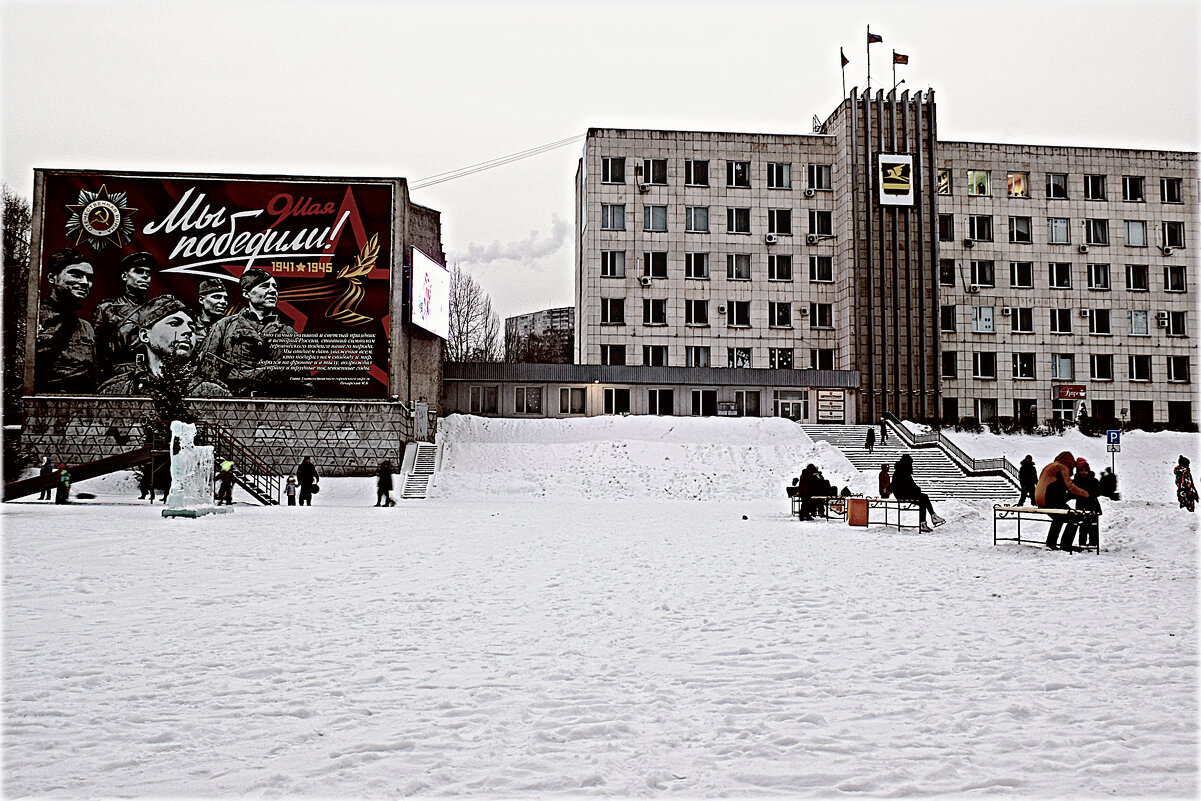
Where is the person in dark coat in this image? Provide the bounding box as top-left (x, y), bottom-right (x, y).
top-left (890, 453), bottom-right (944, 532)
top-left (864, 427), bottom-right (876, 453)
top-left (1175, 456), bottom-right (1198, 512)
top-left (1035, 451), bottom-right (1090, 549)
top-left (1072, 458), bottom-right (1102, 549)
top-left (1017, 455), bottom-right (1038, 506)
top-left (54, 464), bottom-right (71, 504)
top-left (879, 419), bottom-right (888, 444)
top-left (878, 464), bottom-right (890, 498)
top-left (1098, 467), bottom-right (1119, 501)
top-left (296, 456), bottom-right (319, 506)
top-left (38, 457), bottom-right (54, 500)
top-left (796, 464), bottom-right (821, 521)
top-left (215, 459), bottom-right (235, 505)
top-left (375, 460), bottom-right (396, 507)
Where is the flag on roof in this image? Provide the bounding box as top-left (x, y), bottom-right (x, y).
top-left (867, 32), bottom-right (883, 44)
top-left (841, 48), bottom-right (849, 67)
top-left (893, 51), bottom-right (909, 65)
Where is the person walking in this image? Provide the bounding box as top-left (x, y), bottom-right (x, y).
top-left (890, 453), bottom-right (944, 532)
top-left (284, 476), bottom-right (298, 506)
top-left (1072, 458), bottom-right (1102, 550)
top-left (38, 457), bottom-right (54, 500)
top-left (879, 419), bottom-right (888, 445)
top-left (1035, 451), bottom-right (1090, 550)
top-left (375, 460), bottom-right (396, 507)
top-left (864, 427), bottom-right (876, 453)
top-left (878, 464), bottom-right (891, 498)
top-left (54, 464), bottom-right (71, 504)
top-left (215, 459), bottom-right (235, 506)
top-left (296, 456), bottom-right (319, 506)
top-left (1017, 455), bottom-right (1038, 506)
top-left (1175, 455), bottom-right (1198, 512)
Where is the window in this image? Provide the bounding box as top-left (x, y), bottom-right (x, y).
top-left (973, 352), bottom-right (997, 379)
top-left (808, 256), bottom-right (832, 283)
top-left (1091, 354), bottom-right (1114, 381)
top-left (685, 299), bottom-right (708, 326)
top-left (1088, 308), bottom-right (1112, 335)
top-left (1048, 217), bottom-right (1070, 244)
top-left (769, 301), bottom-right (791, 328)
top-left (939, 259), bottom-right (956, 286)
top-left (727, 300), bottom-right (751, 327)
top-left (727, 253), bottom-right (750, 280)
top-left (972, 305), bottom-right (995, 333)
top-left (1168, 311), bottom-right (1187, 337)
top-left (1047, 173), bottom-right (1069, 199)
top-left (768, 254), bottom-right (792, 281)
top-left (767, 163), bottom-right (791, 189)
top-left (735, 390), bottom-right (761, 418)
top-left (727, 207), bottom-right (751, 234)
top-left (602, 157), bottom-right (625, 183)
top-left (1123, 175), bottom-right (1145, 202)
top-left (769, 348), bottom-right (793, 369)
top-left (1010, 261), bottom-right (1034, 288)
top-left (603, 387), bottom-right (631, 415)
top-left (1168, 356), bottom-right (1190, 383)
top-left (643, 345), bottom-right (668, 366)
top-left (941, 351), bottom-right (957, 380)
top-left (600, 250), bottom-right (625, 278)
top-left (808, 164), bottom-right (833, 190)
top-left (691, 389), bottom-right (718, 417)
top-left (727, 160), bottom-right (751, 188)
top-left (1162, 177), bottom-right (1183, 204)
top-left (559, 387), bottom-right (585, 415)
top-left (1085, 219), bottom-right (1108, 245)
top-left (685, 252), bottom-right (709, 279)
top-left (644, 205), bottom-right (667, 232)
top-left (1014, 399), bottom-right (1038, 421)
top-left (1126, 264), bottom-right (1149, 291)
top-left (469, 385), bottom-right (498, 414)
top-left (968, 215), bottom-right (993, 241)
top-left (1009, 216), bottom-right (1032, 243)
top-left (1010, 307), bottom-right (1034, 333)
top-left (600, 298), bottom-right (625, 325)
top-left (940, 305), bottom-right (956, 332)
top-left (686, 346), bottom-right (710, 367)
top-left (685, 160), bottom-right (709, 187)
top-left (1087, 263), bottom-right (1110, 290)
top-left (1050, 308), bottom-right (1073, 334)
top-left (514, 386), bottom-right (543, 415)
top-left (648, 388), bottom-right (674, 416)
top-left (810, 348), bottom-right (835, 370)
top-left (1129, 354), bottom-right (1152, 382)
top-left (685, 206), bottom-right (709, 233)
top-left (1125, 220), bottom-right (1147, 247)
top-left (809, 302), bottom-right (833, 328)
top-left (727, 347), bottom-right (752, 368)
top-left (1049, 262), bottom-right (1071, 289)
top-left (1084, 174), bottom-right (1106, 200)
top-left (1129, 310), bottom-right (1149, 336)
top-left (768, 209), bottom-right (792, 235)
top-left (967, 170), bottom-right (991, 196)
top-left (938, 213), bottom-right (955, 242)
top-left (1165, 265), bottom-right (1187, 292)
top-left (642, 251), bottom-right (667, 278)
top-left (970, 260), bottom-right (995, 287)
top-left (1013, 352), bottom-right (1036, 379)
top-left (937, 169), bottom-right (952, 195)
top-left (1007, 172), bottom-right (1029, 197)
top-left (809, 210), bottom-right (833, 236)
top-left (601, 204), bottom-right (625, 230)
top-left (1163, 221), bottom-right (1185, 249)
top-left (642, 158), bottom-right (667, 185)
top-left (1051, 354), bottom-right (1075, 381)
top-left (600, 344), bottom-right (625, 365)
top-left (643, 298), bottom-right (667, 326)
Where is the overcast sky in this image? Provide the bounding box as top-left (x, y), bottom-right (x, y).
top-left (3, 0), bottom-right (1197, 321)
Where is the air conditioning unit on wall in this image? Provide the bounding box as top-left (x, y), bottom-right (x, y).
top-left (1080, 308), bottom-right (1090, 318)
top-left (638, 276), bottom-right (652, 286)
top-left (804, 188), bottom-right (816, 198)
top-left (765, 233), bottom-right (779, 244)
top-left (806, 234), bottom-right (819, 245)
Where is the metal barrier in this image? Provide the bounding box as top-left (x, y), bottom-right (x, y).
top-left (884, 412), bottom-right (1019, 487)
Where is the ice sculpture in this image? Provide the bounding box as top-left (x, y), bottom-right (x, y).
top-left (162, 420), bottom-right (231, 518)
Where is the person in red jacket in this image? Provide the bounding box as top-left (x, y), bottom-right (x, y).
top-left (1035, 450), bottom-right (1090, 550)
top-left (878, 464), bottom-right (890, 497)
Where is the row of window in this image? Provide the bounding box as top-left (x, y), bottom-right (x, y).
top-left (942, 307), bottom-right (1187, 337)
top-left (599, 298), bottom-right (836, 329)
top-left (601, 157), bottom-right (833, 191)
top-left (596, 345), bottom-right (837, 370)
top-left (940, 170), bottom-right (1185, 203)
top-left (942, 261), bottom-right (1188, 292)
top-left (938, 214), bottom-right (1186, 248)
top-left (944, 351), bottom-right (1190, 383)
top-left (476, 384), bottom-right (803, 418)
top-left (602, 251), bottom-right (836, 282)
top-left (601, 203), bottom-right (835, 236)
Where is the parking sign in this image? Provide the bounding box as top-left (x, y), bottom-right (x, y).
top-left (1106, 430), bottom-right (1121, 446)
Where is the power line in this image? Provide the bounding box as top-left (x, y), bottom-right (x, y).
top-left (410, 133), bottom-right (586, 190)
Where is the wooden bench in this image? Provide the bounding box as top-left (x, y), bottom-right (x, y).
top-left (992, 505), bottom-right (1100, 553)
top-left (848, 497), bottom-right (922, 530)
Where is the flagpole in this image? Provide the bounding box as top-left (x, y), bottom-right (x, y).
top-left (840, 48), bottom-right (846, 98)
top-left (892, 50), bottom-right (896, 95)
top-left (866, 26), bottom-right (872, 95)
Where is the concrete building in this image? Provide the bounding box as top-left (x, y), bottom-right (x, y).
top-left (504, 306), bottom-right (574, 363)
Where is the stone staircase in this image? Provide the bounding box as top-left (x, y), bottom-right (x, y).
top-left (800, 423), bottom-right (1018, 502)
top-left (401, 442), bottom-right (438, 499)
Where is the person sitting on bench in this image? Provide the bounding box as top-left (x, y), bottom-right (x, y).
top-left (1034, 451), bottom-right (1090, 550)
top-left (796, 464), bottom-right (826, 521)
top-left (889, 453), bottom-right (944, 532)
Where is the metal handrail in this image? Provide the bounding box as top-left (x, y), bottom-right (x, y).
top-left (150, 420), bottom-right (281, 504)
top-left (883, 412), bottom-right (1019, 486)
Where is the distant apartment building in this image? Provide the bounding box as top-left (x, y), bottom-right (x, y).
top-left (505, 306), bottom-right (574, 363)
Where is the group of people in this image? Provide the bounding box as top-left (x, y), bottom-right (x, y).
top-left (1020, 451), bottom-right (1117, 551)
top-left (791, 464), bottom-right (839, 520)
top-left (37, 457), bottom-right (71, 504)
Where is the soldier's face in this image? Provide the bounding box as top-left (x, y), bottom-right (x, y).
top-left (200, 290), bottom-right (228, 317)
top-left (141, 311), bottom-right (195, 359)
top-left (51, 262), bottom-right (94, 301)
top-left (244, 277), bottom-right (278, 309)
top-left (124, 265), bottom-right (152, 293)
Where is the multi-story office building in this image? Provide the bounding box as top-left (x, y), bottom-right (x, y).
top-left (574, 91), bottom-right (1197, 428)
top-left (505, 306), bottom-right (575, 363)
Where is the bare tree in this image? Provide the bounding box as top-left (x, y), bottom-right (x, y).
top-left (3, 184), bottom-right (33, 478)
top-left (446, 263), bottom-right (501, 362)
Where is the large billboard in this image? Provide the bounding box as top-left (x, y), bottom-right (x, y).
top-left (30, 170), bottom-right (396, 399)
top-left (409, 247), bottom-right (450, 340)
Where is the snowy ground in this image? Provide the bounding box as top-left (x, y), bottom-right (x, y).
top-left (3, 415), bottom-right (1197, 798)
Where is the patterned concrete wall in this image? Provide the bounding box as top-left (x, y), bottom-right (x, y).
top-left (22, 397), bottom-right (413, 476)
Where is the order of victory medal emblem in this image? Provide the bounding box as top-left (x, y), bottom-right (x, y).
top-left (64, 184), bottom-right (138, 249)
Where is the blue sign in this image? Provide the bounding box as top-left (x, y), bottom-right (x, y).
top-left (1106, 429), bottom-right (1122, 445)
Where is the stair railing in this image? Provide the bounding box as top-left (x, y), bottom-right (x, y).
top-left (202, 421), bottom-right (282, 504)
top-left (883, 412), bottom-right (1019, 486)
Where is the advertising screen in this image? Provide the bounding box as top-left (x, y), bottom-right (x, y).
top-left (31, 171), bottom-right (396, 399)
top-left (409, 247), bottom-right (449, 340)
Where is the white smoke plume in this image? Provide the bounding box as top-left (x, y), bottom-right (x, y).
top-left (454, 214), bottom-right (569, 265)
